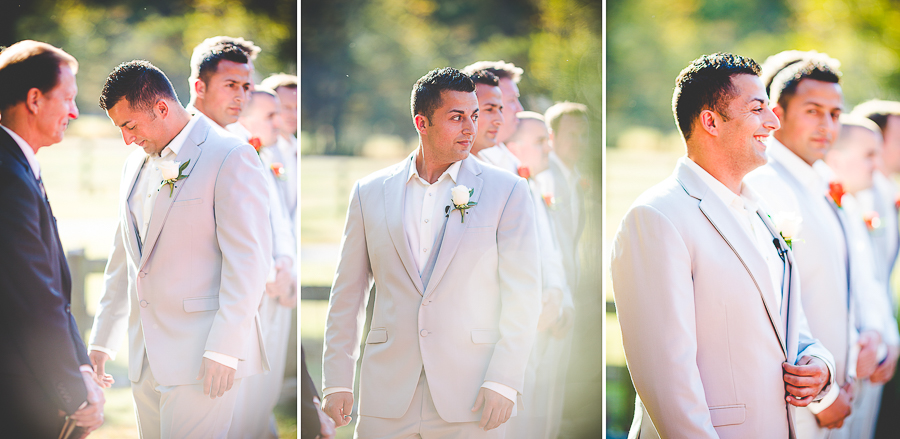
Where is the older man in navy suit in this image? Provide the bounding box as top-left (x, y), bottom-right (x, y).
top-left (0, 40), bottom-right (105, 438)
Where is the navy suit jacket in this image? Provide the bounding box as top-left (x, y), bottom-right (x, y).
top-left (0, 127), bottom-right (89, 436)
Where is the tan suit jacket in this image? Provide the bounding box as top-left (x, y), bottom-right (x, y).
top-left (611, 160), bottom-right (833, 438)
top-left (90, 117), bottom-right (271, 385)
top-left (322, 154), bottom-right (541, 422)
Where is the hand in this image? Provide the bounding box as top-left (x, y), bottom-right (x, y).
top-left (814, 381), bottom-right (853, 429)
top-left (550, 306), bottom-right (575, 339)
top-left (322, 391), bottom-right (353, 428)
top-left (278, 290), bottom-right (298, 308)
top-left (315, 398), bottom-right (336, 439)
top-left (88, 350), bottom-right (115, 388)
top-left (871, 345), bottom-right (900, 384)
top-left (783, 355), bottom-right (830, 406)
top-left (536, 288), bottom-right (562, 331)
top-left (856, 330), bottom-right (882, 380)
top-left (471, 387), bottom-right (514, 431)
top-left (196, 357), bottom-right (236, 399)
top-left (265, 256), bottom-right (293, 299)
top-left (69, 370), bottom-right (106, 431)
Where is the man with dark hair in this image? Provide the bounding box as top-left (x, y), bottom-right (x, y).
top-left (187, 36), bottom-right (258, 128)
top-left (462, 61), bottom-right (525, 173)
top-left (89, 60), bottom-right (272, 438)
top-left (746, 52), bottom-right (871, 438)
top-left (612, 52), bottom-right (833, 437)
top-left (321, 67), bottom-right (541, 438)
top-left (0, 39), bottom-right (106, 439)
top-left (467, 69), bottom-right (506, 158)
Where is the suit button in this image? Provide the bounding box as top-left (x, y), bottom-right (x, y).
top-left (421, 300), bottom-right (428, 306)
top-left (140, 300), bottom-right (149, 308)
top-left (420, 329), bottom-right (428, 337)
top-left (65, 304), bottom-right (71, 313)
top-left (139, 272), bottom-right (146, 278)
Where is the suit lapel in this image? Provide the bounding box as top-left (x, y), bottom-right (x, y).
top-left (384, 155), bottom-right (425, 296)
top-left (758, 210), bottom-right (792, 354)
top-left (676, 163), bottom-right (787, 358)
top-left (121, 152), bottom-right (147, 264)
top-left (138, 123), bottom-right (206, 270)
top-left (424, 157), bottom-right (483, 297)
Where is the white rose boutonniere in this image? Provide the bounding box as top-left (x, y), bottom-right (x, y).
top-left (445, 185), bottom-right (477, 223)
top-left (770, 211), bottom-right (801, 249)
top-left (159, 159), bottom-right (190, 197)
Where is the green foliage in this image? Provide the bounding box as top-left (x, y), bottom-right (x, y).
top-left (11, 0), bottom-right (296, 116)
top-left (302, 0), bottom-right (601, 155)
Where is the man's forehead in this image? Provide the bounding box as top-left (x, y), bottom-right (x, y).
top-left (438, 90), bottom-right (478, 111)
top-left (791, 78), bottom-right (843, 105)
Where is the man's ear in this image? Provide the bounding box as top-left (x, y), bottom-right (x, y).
top-left (773, 104), bottom-right (785, 121)
top-left (414, 114), bottom-right (428, 135)
top-left (699, 110), bottom-right (719, 136)
top-left (25, 88), bottom-right (42, 115)
top-left (193, 79), bottom-right (206, 100)
top-left (156, 99), bottom-right (169, 118)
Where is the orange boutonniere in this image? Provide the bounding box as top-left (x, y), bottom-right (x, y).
top-left (543, 193), bottom-right (556, 209)
top-left (270, 162), bottom-right (287, 180)
top-left (895, 193), bottom-right (900, 211)
top-left (248, 137), bottom-right (262, 154)
top-left (864, 211), bottom-right (881, 231)
top-left (828, 181), bottom-right (845, 208)
top-left (517, 166), bottom-right (531, 179)
top-left (579, 176), bottom-right (590, 193)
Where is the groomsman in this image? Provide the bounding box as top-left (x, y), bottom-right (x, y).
top-left (462, 60), bottom-right (525, 173)
top-left (823, 117), bottom-right (899, 439)
top-left (260, 73), bottom-right (298, 228)
top-left (0, 40), bottom-right (105, 438)
top-left (613, 52), bottom-right (834, 438)
top-left (466, 69), bottom-right (506, 158)
top-left (745, 52), bottom-right (871, 437)
top-left (89, 60), bottom-right (271, 438)
top-left (322, 67), bottom-right (541, 438)
top-left (186, 36), bottom-right (260, 128)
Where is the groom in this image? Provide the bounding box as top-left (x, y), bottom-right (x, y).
top-left (321, 67), bottom-right (541, 438)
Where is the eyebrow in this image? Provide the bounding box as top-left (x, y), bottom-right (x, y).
top-left (118, 120), bottom-right (132, 128)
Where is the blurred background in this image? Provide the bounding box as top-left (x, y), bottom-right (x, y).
top-left (1, 0), bottom-right (297, 437)
top-left (300, 0), bottom-right (602, 437)
top-left (606, 0), bottom-right (900, 437)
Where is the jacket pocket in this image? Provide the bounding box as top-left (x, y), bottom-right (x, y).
top-left (183, 296), bottom-right (219, 313)
top-left (173, 198), bottom-right (202, 207)
top-left (709, 404), bottom-right (745, 427)
top-left (366, 328), bottom-right (388, 344)
top-left (471, 329), bottom-right (501, 344)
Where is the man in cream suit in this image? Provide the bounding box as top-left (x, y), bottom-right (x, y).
top-left (321, 67), bottom-right (541, 438)
top-left (745, 53), bottom-right (880, 437)
top-left (88, 60), bottom-right (271, 438)
top-left (612, 53), bottom-right (834, 438)
top-left (462, 61), bottom-right (525, 173)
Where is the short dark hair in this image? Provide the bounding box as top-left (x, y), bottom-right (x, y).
top-left (672, 53), bottom-right (761, 141)
top-left (99, 60), bottom-right (179, 112)
top-left (770, 55), bottom-right (841, 110)
top-left (759, 50), bottom-right (809, 96)
top-left (462, 60), bottom-right (524, 83)
top-left (0, 40), bottom-right (78, 110)
top-left (190, 36), bottom-right (259, 85)
top-left (468, 69), bottom-right (499, 87)
top-left (852, 99), bottom-right (900, 133)
top-left (410, 67), bottom-right (475, 122)
top-left (260, 73), bottom-right (297, 91)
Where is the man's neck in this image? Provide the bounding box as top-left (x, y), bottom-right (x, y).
top-left (687, 151), bottom-right (744, 195)
top-left (193, 100), bottom-right (226, 128)
top-left (415, 147), bottom-right (453, 184)
top-left (0, 112), bottom-right (41, 153)
top-left (470, 142), bottom-right (493, 156)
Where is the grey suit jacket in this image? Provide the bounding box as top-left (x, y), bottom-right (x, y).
top-left (90, 117), bottom-right (272, 385)
top-left (543, 153), bottom-right (584, 293)
top-left (612, 160), bottom-right (833, 439)
top-left (322, 154), bottom-right (542, 422)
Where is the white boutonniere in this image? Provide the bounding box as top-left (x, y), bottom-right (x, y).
top-left (770, 211), bottom-right (801, 249)
top-left (445, 185), bottom-right (477, 223)
top-left (159, 159), bottom-right (190, 197)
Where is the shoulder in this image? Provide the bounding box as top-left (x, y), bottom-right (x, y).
top-left (628, 175), bottom-right (691, 216)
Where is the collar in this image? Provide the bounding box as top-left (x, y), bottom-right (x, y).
top-left (154, 116), bottom-right (198, 159)
top-left (1, 125), bottom-right (40, 180)
top-left (767, 137), bottom-right (828, 195)
top-left (407, 154), bottom-right (460, 185)
top-left (682, 156), bottom-right (761, 213)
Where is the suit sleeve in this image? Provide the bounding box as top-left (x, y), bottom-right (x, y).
top-left (0, 165), bottom-right (87, 414)
top-left (89, 204), bottom-right (132, 356)
top-left (300, 345), bottom-right (322, 439)
top-left (483, 178), bottom-right (542, 393)
top-left (611, 204), bottom-right (719, 439)
top-left (322, 181), bottom-right (374, 390)
top-left (205, 144), bottom-right (272, 357)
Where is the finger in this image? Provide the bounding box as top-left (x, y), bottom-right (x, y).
top-left (478, 404), bottom-right (492, 429)
top-left (197, 359), bottom-right (206, 381)
top-left (786, 394), bottom-right (813, 407)
top-left (472, 389), bottom-right (484, 412)
top-left (226, 371), bottom-right (234, 392)
top-left (217, 373), bottom-right (227, 398)
top-left (783, 373), bottom-right (822, 389)
top-left (487, 404), bottom-right (502, 430)
top-left (783, 362), bottom-right (823, 376)
top-left (204, 368), bottom-right (214, 398)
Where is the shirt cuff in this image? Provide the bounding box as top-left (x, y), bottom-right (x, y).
top-left (322, 386), bottom-right (353, 397)
top-left (79, 365), bottom-right (94, 374)
top-left (808, 354), bottom-right (835, 402)
top-left (88, 345), bottom-right (117, 361)
top-left (203, 351), bottom-right (238, 369)
top-left (807, 384), bottom-right (839, 414)
top-left (481, 381), bottom-right (517, 405)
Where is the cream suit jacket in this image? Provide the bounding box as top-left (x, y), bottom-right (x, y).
top-left (611, 160), bottom-right (833, 439)
top-left (90, 117), bottom-right (272, 385)
top-left (322, 154), bottom-right (541, 423)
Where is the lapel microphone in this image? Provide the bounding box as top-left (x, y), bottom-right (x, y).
top-left (772, 238), bottom-right (787, 263)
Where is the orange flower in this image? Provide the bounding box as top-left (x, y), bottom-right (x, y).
top-left (271, 162), bottom-right (286, 180)
top-left (517, 166), bottom-right (531, 179)
top-left (248, 137), bottom-right (262, 153)
top-left (828, 181), bottom-right (845, 208)
top-left (543, 193), bottom-right (555, 208)
top-left (895, 193), bottom-right (900, 211)
top-left (864, 211), bottom-right (881, 231)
